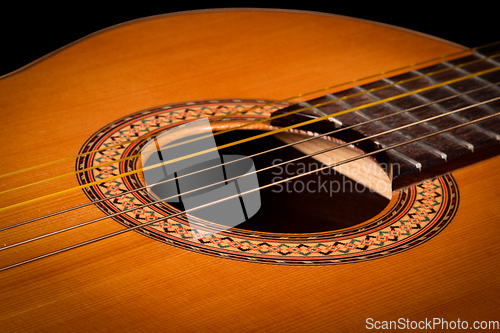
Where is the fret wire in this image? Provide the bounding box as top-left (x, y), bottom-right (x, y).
top-left (470, 46), bottom-right (500, 90)
top-left (381, 146), bottom-right (422, 171)
top-left (477, 51), bottom-right (500, 68)
top-left (445, 60), bottom-right (500, 95)
top-left (330, 90), bottom-right (448, 161)
top-left (411, 69), bottom-right (500, 142)
top-left (350, 85), bottom-right (466, 160)
top-left (437, 62), bottom-right (500, 117)
top-left (382, 77), bottom-right (478, 150)
top-left (298, 101), bottom-right (343, 128)
top-left (2, 109), bottom-right (499, 272)
top-left (359, 87), bottom-right (452, 148)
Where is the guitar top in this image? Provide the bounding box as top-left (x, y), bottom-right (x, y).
top-left (0, 9), bottom-right (499, 332)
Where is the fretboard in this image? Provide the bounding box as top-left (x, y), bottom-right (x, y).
top-left (271, 43), bottom-right (500, 189)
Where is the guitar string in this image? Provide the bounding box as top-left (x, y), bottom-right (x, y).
top-left (2, 80), bottom-right (497, 233)
top-left (1, 111), bottom-right (499, 271)
top-left (2, 94), bottom-right (499, 251)
top-left (0, 45), bottom-right (480, 180)
top-left (1, 51), bottom-right (499, 199)
top-left (1, 64), bottom-right (499, 214)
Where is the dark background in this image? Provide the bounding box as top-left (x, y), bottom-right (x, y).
top-left (1, 4), bottom-right (497, 77)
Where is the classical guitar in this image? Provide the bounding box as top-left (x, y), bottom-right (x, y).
top-left (1, 9), bottom-right (499, 332)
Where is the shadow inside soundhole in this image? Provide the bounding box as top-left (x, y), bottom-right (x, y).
top-left (152, 129), bottom-right (391, 234)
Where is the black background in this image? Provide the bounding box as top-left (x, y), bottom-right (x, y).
top-left (1, 4), bottom-right (497, 76)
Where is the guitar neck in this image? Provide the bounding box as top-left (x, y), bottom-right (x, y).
top-left (272, 43), bottom-right (500, 189)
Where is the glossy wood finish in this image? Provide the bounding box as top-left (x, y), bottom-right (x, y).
top-left (0, 9), bottom-right (499, 332)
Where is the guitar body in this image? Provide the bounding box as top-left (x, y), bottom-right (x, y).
top-left (1, 9), bottom-right (499, 331)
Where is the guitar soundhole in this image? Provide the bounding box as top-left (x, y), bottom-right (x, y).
top-left (78, 99), bottom-right (458, 265)
top-left (150, 129), bottom-right (391, 233)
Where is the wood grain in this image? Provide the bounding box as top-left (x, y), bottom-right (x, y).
top-left (0, 9), bottom-right (498, 332)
